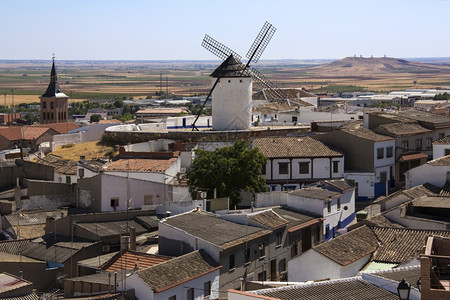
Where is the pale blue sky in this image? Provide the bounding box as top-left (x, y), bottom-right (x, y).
top-left (1, 0), bottom-right (449, 60)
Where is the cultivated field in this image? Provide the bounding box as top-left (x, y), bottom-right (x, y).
top-left (1, 57), bottom-right (450, 105)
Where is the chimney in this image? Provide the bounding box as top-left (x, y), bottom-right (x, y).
top-left (129, 227), bottom-right (136, 251)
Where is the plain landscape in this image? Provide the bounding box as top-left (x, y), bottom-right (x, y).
top-left (2, 56), bottom-right (450, 105)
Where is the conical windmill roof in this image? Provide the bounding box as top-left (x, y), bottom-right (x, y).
top-left (211, 54), bottom-right (251, 78)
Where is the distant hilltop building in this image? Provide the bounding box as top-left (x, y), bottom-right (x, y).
top-left (40, 57), bottom-right (69, 124)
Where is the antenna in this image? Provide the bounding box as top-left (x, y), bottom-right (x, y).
top-left (192, 21), bottom-right (287, 130)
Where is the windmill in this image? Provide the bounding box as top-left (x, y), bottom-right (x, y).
top-left (191, 21), bottom-right (288, 131)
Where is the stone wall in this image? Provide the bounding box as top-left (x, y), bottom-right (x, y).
top-left (100, 127), bottom-right (310, 146)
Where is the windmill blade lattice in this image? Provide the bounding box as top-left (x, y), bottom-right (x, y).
top-left (202, 35), bottom-right (242, 61)
top-left (246, 21), bottom-right (276, 65)
top-left (250, 68), bottom-right (287, 102)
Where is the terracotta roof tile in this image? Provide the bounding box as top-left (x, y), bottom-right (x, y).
top-left (371, 227), bottom-right (450, 263)
top-left (427, 155), bottom-right (450, 166)
top-left (249, 210), bottom-right (288, 229)
top-left (136, 250), bottom-right (220, 292)
top-left (374, 122), bottom-right (431, 136)
top-left (33, 122), bottom-right (78, 134)
top-left (398, 152), bottom-right (428, 161)
top-left (433, 135), bottom-right (450, 145)
top-left (290, 187), bottom-right (342, 200)
top-left (253, 136), bottom-right (343, 158)
top-left (340, 121), bottom-right (394, 142)
top-left (100, 250), bottom-right (171, 272)
top-left (162, 210), bottom-right (269, 248)
top-left (104, 158), bottom-right (177, 173)
top-left (314, 225), bottom-right (379, 266)
top-left (254, 277), bottom-right (400, 300)
top-left (0, 126), bottom-right (50, 141)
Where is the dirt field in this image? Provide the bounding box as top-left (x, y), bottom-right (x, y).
top-left (1, 58), bottom-right (450, 105)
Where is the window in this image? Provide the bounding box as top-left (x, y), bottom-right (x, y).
top-left (291, 242), bottom-right (298, 257)
top-left (51, 112), bottom-right (54, 119)
top-left (43, 113), bottom-right (46, 120)
top-left (259, 243), bottom-right (265, 259)
top-left (327, 200), bottom-right (331, 213)
top-left (380, 171), bottom-right (387, 184)
top-left (377, 147), bottom-right (384, 159)
top-left (445, 149), bottom-right (450, 156)
top-left (50, 102), bottom-right (54, 109)
top-left (66, 176), bottom-right (71, 184)
top-left (276, 232), bottom-right (282, 247)
top-left (337, 198), bottom-right (341, 210)
top-left (110, 198), bottom-right (119, 209)
top-left (169, 296), bottom-right (176, 300)
top-left (261, 164), bottom-right (266, 175)
top-left (299, 162), bottom-right (309, 174)
top-left (78, 168), bottom-right (85, 178)
top-left (279, 258), bottom-right (286, 272)
top-left (325, 224), bottom-right (330, 239)
top-left (245, 248), bottom-right (250, 264)
top-left (187, 288), bottom-right (194, 300)
top-left (144, 195), bottom-right (153, 205)
top-left (415, 139), bottom-right (422, 150)
top-left (333, 161), bottom-right (339, 173)
top-left (386, 146), bottom-right (393, 158)
top-left (229, 253), bottom-right (235, 270)
top-left (402, 141), bottom-right (409, 152)
top-left (204, 281), bottom-right (211, 297)
top-left (426, 138), bottom-right (432, 149)
top-left (258, 271), bottom-right (267, 281)
top-left (292, 116), bottom-right (298, 123)
top-left (278, 162), bottom-right (289, 175)
top-left (43, 102), bottom-right (47, 109)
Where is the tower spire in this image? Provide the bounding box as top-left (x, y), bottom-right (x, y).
top-left (51, 53), bottom-right (57, 83)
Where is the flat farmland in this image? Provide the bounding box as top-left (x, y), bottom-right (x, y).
top-left (1, 57), bottom-right (450, 104)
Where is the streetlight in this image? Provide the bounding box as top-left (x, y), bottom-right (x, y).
top-left (397, 278), bottom-right (411, 300)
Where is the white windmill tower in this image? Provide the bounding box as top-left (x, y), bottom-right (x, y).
top-left (191, 22), bottom-right (288, 131)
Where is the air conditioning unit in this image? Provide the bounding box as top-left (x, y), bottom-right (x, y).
top-left (102, 244), bottom-right (110, 253)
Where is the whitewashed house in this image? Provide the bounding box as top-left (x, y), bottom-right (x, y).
top-left (124, 250), bottom-right (221, 300)
top-left (433, 136), bottom-right (450, 159)
top-left (255, 179), bottom-right (356, 242)
top-left (405, 155), bottom-right (450, 189)
top-left (314, 121), bottom-right (396, 201)
top-left (252, 136), bottom-right (344, 192)
top-left (287, 225), bottom-right (378, 282)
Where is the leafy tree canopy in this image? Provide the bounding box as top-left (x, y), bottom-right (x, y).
top-left (90, 114), bottom-right (103, 123)
top-left (187, 141), bottom-right (267, 208)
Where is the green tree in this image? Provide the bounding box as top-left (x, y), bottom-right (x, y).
top-left (24, 113), bottom-right (38, 125)
top-left (114, 100), bottom-right (124, 108)
top-left (187, 141), bottom-right (267, 208)
top-left (90, 114), bottom-right (103, 123)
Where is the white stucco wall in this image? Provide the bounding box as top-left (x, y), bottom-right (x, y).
top-left (405, 163), bottom-right (450, 189)
top-left (373, 140), bottom-right (396, 168)
top-left (288, 249), bottom-right (341, 281)
top-left (433, 144), bottom-right (450, 159)
top-left (383, 206), bottom-right (449, 230)
top-left (286, 194), bottom-right (323, 216)
top-left (345, 172), bottom-right (376, 199)
top-left (125, 268), bottom-right (220, 300)
top-left (100, 175), bottom-right (166, 212)
top-left (255, 191), bottom-right (288, 207)
top-left (212, 77), bottom-right (252, 131)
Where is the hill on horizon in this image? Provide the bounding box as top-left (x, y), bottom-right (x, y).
top-left (305, 56), bottom-right (450, 74)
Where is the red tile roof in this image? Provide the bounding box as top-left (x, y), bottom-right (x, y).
top-left (34, 122), bottom-right (78, 134)
top-left (0, 126), bottom-right (51, 141)
top-left (104, 158), bottom-right (177, 173)
top-left (398, 152), bottom-right (428, 162)
top-left (100, 250), bottom-right (171, 272)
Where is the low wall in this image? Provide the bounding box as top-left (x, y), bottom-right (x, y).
top-left (101, 127), bottom-right (310, 146)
